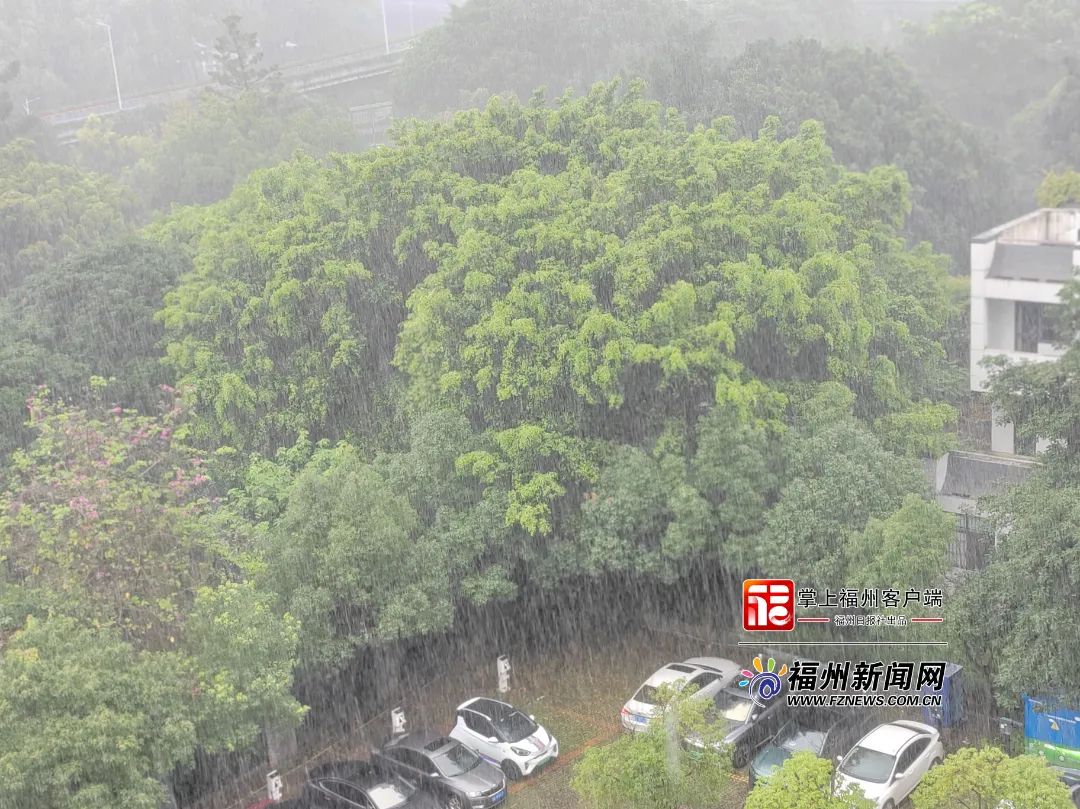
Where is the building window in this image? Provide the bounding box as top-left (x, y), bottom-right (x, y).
top-left (1015, 302), bottom-right (1063, 353)
top-left (948, 514), bottom-right (991, 571)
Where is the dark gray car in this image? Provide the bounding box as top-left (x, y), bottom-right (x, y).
top-left (301, 759), bottom-right (440, 809)
top-left (372, 731), bottom-right (507, 809)
top-left (684, 683), bottom-right (789, 769)
top-left (748, 708), bottom-right (880, 788)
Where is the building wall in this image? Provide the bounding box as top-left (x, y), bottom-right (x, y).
top-left (969, 212), bottom-right (1075, 455)
top-left (991, 404), bottom-right (1015, 455)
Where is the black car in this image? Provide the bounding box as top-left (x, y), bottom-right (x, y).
top-left (684, 682), bottom-right (789, 769)
top-left (748, 708), bottom-right (880, 788)
top-left (300, 760), bottom-right (440, 809)
top-left (372, 731), bottom-right (507, 809)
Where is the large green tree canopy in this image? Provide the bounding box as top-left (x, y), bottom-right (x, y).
top-left (159, 84), bottom-right (957, 586)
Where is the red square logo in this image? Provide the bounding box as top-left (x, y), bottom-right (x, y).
top-left (743, 579), bottom-right (795, 631)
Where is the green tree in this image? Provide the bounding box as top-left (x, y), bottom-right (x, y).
top-left (184, 581), bottom-right (306, 752)
top-left (0, 388), bottom-right (219, 645)
top-left (159, 84), bottom-right (956, 589)
top-left (0, 238), bottom-right (189, 457)
top-left (745, 751), bottom-right (875, 809)
top-left (948, 473), bottom-right (1080, 705)
top-left (749, 384), bottom-right (928, 585)
top-left (0, 615), bottom-right (196, 809)
top-left (0, 139), bottom-right (134, 293)
top-left (130, 89), bottom-right (359, 210)
top-left (577, 407), bottom-right (778, 581)
top-left (572, 684), bottom-right (734, 809)
top-left (153, 148), bottom-right (414, 453)
top-left (902, 0), bottom-right (1080, 132)
top-left (712, 38), bottom-right (1013, 267)
top-left (846, 494), bottom-right (953, 592)
top-left (1037, 170), bottom-right (1080, 207)
top-left (210, 15), bottom-right (276, 95)
top-left (262, 443), bottom-right (454, 669)
top-left (912, 746), bottom-right (1074, 809)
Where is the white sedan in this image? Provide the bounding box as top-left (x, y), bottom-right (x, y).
top-left (449, 697), bottom-right (558, 780)
top-left (620, 657), bottom-right (741, 733)
top-left (834, 720), bottom-right (944, 809)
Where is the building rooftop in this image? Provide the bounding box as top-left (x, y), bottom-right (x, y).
top-left (974, 208), bottom-right (1080, 247)
top-left (936, 450), bottom-right (1036, 500)
top-left (986, 242), bottom-right (1076, 283)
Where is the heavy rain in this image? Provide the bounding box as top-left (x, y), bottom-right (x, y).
top-left (0, 1), bottom-right (1078, 808)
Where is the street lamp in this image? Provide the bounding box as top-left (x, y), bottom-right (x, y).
top-left (378, 0), bottom-right (390, 55)
top-left (96, 21), bottom-right (123, 110)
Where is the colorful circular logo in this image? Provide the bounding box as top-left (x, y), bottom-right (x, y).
top-left (739, 655), bottom-right (788, 705)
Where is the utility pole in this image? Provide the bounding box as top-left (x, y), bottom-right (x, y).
top-left (379, 0), bottom-right (390, 55)
top-left (408, 1), bottom-right (415, 38)
top-left (97, 21), bottom-right (123, 110)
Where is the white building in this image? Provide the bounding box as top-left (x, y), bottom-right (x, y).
top-left (969, 207), bottom-right (1080, 455)
top-left (926, 208), bottom-right (1079, 577)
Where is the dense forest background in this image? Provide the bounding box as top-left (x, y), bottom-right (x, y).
top-left (2, 0), bottom-right (1079, 806)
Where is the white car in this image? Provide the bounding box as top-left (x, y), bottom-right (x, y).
top-left (449, 697), bottom-right (558, 780)
top-left (834, 720), bottom-right (944, 809)
top-left (620, 657), bottom-right (741, 733)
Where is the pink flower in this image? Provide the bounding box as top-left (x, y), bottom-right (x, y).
top-left (68, 496), bottom-right (99, 521)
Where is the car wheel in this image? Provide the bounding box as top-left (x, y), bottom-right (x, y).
top-left (731, 746), bottom-right (750, 769)
top-left (444, 793), bottom-right (465, 809)
top-left (930, 757), bottom-right (942, 768)
top-left (882, 801), bottom-right (895, 809)
top-left (502, 760), bottom-right (523, 781)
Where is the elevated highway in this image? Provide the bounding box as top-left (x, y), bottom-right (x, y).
top-left (41, 39), bottom-right (413, 145)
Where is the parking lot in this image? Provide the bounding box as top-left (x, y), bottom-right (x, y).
top-left (222, 616), bottom-right (966, 809)
top-left (229, 621), bottom-right (751, 809)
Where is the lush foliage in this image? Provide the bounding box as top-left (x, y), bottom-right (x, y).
top-left (0, 392), bottom-right (305, 799)
top-left (846, 494), bottom-right (953, 592)
top-left (0, 139), bottom-right (134, 293)
top-left (155, 86), bottom-right (958, 604)
top-left (0, 615), bottom-right (196, 809)
top-left (752, 384), bottom-right (936, 585)
top-left (744, 750), bottom-right (874, 809)
top-left (0, 387), bottom-right (219, 643)
top-left (0, 239), bottom-right (188, 456)
top-left (1037, 170), bottom-right (1080, 207)
top-left (949, 472), bottom-right (1080, 703)
top-left (713, 39), bottom-right (1013, 265)
top-left (912, 746), bottom-right (1074, 809)
top-left (902, 0), bottom-right (1080, 132)
top-left (572, 684), bottom-right (734, 809)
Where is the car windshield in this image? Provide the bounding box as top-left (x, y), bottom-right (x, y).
top-left (491, 709), bottom-right (538, 743)
top-left (776, 719), bottom-right (828, 753)
top-left (840, 746), bottom-right (896, 783)
top-left (709, 690), bottom-right (754, 724)
top-left (435, 742), bottom-right (481, 777)
top-left (368, 779), bottom-right (414, 809)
